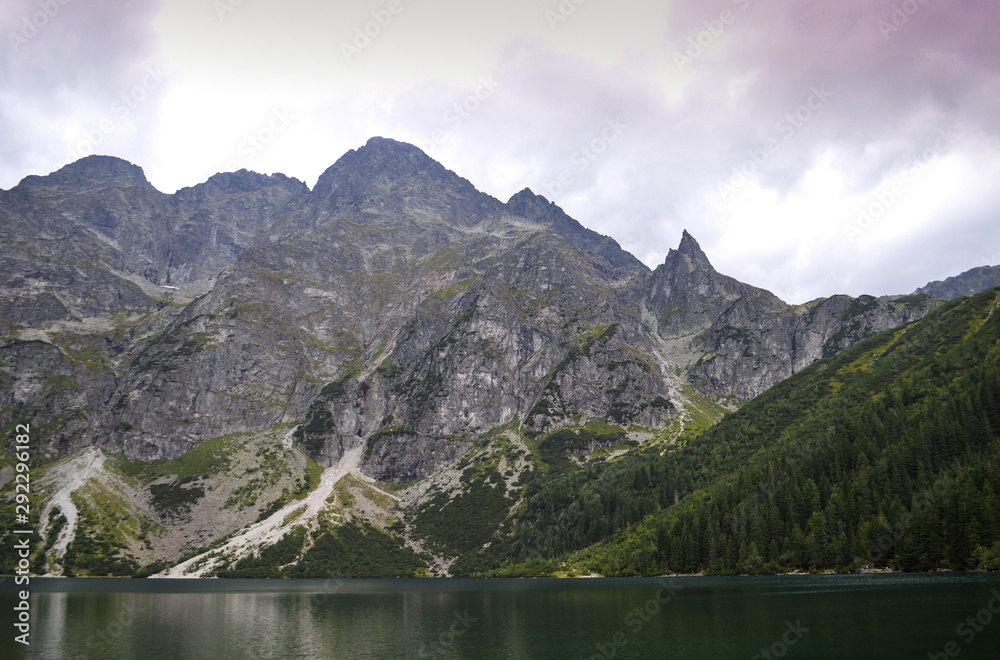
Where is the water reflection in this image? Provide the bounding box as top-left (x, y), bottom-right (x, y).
top-left (3, 574), bottom-right (1000, 659)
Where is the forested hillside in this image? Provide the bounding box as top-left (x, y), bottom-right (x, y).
top-left (468, 289), bottom-right (1000, 576)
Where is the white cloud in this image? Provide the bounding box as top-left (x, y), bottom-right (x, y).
top-left (3, 0), bottom-right (1000, 303)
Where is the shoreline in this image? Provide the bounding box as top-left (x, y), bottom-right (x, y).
top-left (4, 566), bottom-right (998, 586)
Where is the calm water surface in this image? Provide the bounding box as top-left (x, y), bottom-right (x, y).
top-left (3, 573), bottom-right (1000, 659)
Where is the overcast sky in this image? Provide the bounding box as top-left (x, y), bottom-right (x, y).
top-left (2, 0), bottom-right (998, 303)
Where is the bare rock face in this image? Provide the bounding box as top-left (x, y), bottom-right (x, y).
top-left (0, 339), bottom-right (115, 456)
top-left (688, 293), bottom-right (936, 401)
top-left (647, 230), bottom-right (764, 339)
top-left (12, 156), bottom-right (308, 287)
top-left (361, 431), bottom-right (472, 484)
top-left (914, 265), bottom-right (1000, 301)
top-left (0, 137), bottom-right (952, 479)
top-left (641, 229), bottom-right (937, 401)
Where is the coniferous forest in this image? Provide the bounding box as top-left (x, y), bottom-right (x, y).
top-left (464, 289), bottom-right (1000, 577)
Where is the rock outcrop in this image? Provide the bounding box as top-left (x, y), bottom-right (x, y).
top-left (914, 265), bottom-right (1000, 301)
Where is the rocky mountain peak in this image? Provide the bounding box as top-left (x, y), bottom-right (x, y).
top-left (15, 155), bottom-right (152, 193)
top-left (504, 188), bottom-right (573, 227)
top-left (312, 136), bottom-right (447, 196)
top-left (347, 136), bottom-right (435, 171)
top-left (505, 187), bottom-right (547, 214)
top-left (198, 169), bottom-right (307, 195)
top-left (171, 169), bottom-right (309, 209)
top-left (913, 264), bottom-right (1000, 301)
top-left (647, 229), bottom-right (762, 339)
top-left (307, 137), bottom-right (500, 227)
top-left (665, 229), bottom-right (714, 274)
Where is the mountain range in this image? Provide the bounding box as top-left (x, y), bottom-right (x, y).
top-left (0, 137), bottom-right (995, 578)
top-left (913, 265), bottom-right (1000, 301)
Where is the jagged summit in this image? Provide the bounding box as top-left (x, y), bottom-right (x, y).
top-left (166, 170), bottom-right (308, 212)
top-left (341, 136), bottom-right (436, 172)
top-left (914, 264), bottom-right (1000, 301)
top-left (362, 135), bottom-right (428, 156)
top-left (15, 154), bottom-right (151, 192)
top-left (647, 229), bottom-right (762, 339)
top-left (312, 136), bottom-right (450, 195)
top-left (195, 169), bottom-right (307, 195)
top-left (505, 187), bottom-right (565, 221)
top-left (59, 154), bottom-right (148, 181)
top-left (664, 229), bottom-right (714, 274)
top-left (307, 137), bottom-right (501, 227)
top-left (506, 187), bottom-right (542, 207)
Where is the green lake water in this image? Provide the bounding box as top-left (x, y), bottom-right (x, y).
top-left (2, 573), bottom-right (1000, 659)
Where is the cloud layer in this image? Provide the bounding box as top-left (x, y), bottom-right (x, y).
top-left (2, 0), bottom-right (998, 302)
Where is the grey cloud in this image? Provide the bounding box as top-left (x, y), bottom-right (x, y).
top-left (0, 0), bottom-right (162, 187)
top-left (2, 0), bottom-right (998, 305)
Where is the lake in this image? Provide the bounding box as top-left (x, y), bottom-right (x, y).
top-left (2, 573), bottom-right (1000, 659)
